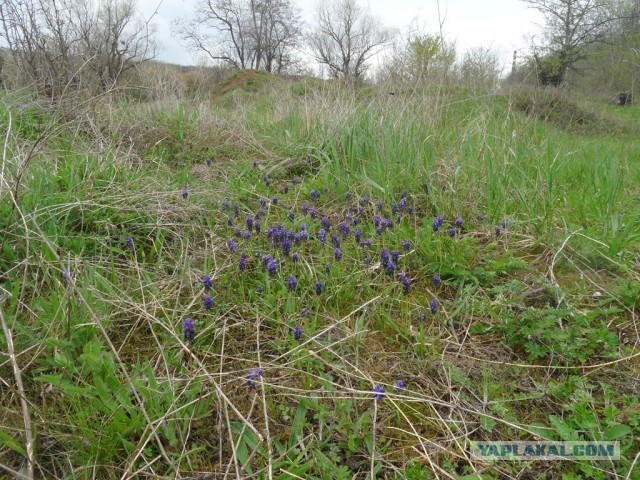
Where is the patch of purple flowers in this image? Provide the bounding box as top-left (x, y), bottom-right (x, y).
top-left (183, 318), bottom-right (196, 342)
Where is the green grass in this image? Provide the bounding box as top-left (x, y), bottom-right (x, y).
top-left (0, 82), bottom-right (638, 479)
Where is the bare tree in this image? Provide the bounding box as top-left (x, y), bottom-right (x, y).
top-left (174, 0), bottom-right (303, 73)
top-left (0, 0), bottom-right (156, 97)
top-left (308, 0), bottom-right (391, 83)
top-left (523, 0), bottom-right (616, 85)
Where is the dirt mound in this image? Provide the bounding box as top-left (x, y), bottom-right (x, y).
top-left (210, 69), bottom-right (275, 102)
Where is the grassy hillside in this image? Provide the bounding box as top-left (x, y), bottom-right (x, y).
top-left (1, 80), bottom-right (638, 479)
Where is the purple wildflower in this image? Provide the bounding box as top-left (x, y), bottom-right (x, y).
top-left (234, 204), bottom-right (239, 217)
top-left (203, 275), bottom-right (213, 291)
top-left (235, 228), bottom-right (242, 238)
top-left (246, 216), bottom-right (254, 232)
top-left (293, 325), bottom-right (302, 341)
top-left (182, 186), bottom-right (188, 199)
top-left (244, 231), bottom-right (251, 240)
top-left (433, 274), bottom-right (441, 287)
top-left (436, 215), bottom-right (444, 227)
top-left (394, 380), bottom-right (405, 392)
top-left (339, 221), bottom-right (350, 239)
top-left (372, 385), bottom-right (386, 400)
top-left (284, 183), bottom-right (289, 194)
top-left (292, 252), bottom-right (300, 262)
top-left (381, 248), bottom-right (390, 267)
top-left (456, 216), bottom-right (463, 228)
top-left (331, 234), bottom-right (341, 248)
top-left (62, 270), bottom-right (72, 283)
top-left (391, 250), bottom-right (400, 264)
top-left (245, 368), bottom-right (263, 388)
top-left (496, 226), bottom-right (502, 237)
top-left (315, 280), bottom-right (323, 295)
top-left (282, 238), bottom-right (291, 256)
top-left (222, 199), bottom-right (230, 211)
top-left (325, 263), bottom-right (331, 274)
top-left (257, 285), bottom-right (264, 295)
top-left (183, 318), bottom-right (196, 342)
top-left (374, 215), bottom-right (381, 228)
top-left (272, 196), bottom-right (278, 205)
top-left (310, 189), bottom-right (319, 201)
top-left (239, 253), bottom-right (247, 271)
top-left (310, 207), bottom-right (317, 219)
top-left (288, 211), bottom-right (295, 221)
top-left (449, 227), bottom-right (456, 237)
top-left (227, 215), bottom-right (234, 226)
top-left (267, 258), bottom-right (277, 277)
top-left (430, 298), bottom-right (438, 314)
top-left (125, 236), bottom-right (134, 249)
top-left (205, 157), bottom-right (212, 167)
top-left (386, 261), bottom-right (396, 276)
top-left (228, 238), bottom-right (238, 252)
top-left (402, 240), bottom-right (410, 251)
top-left (254, 218), bottom-right (261, 233)
top-left (260, 197), bottom-right (267, 207)
top-left (399, 273), bottom-right (410, 294)
top-left (301, 203), bottom-right (309, 214)
top-left (364, 256), bottom-right (371, 266)
top-left (288, 275), bottom-right (297, 292)
top-left (477, 214), bottom-right (485, 222)
top-left (334, 248), bottom-right (342, 261)
top-left (321, 217), bottom-right (331, 230)
top-left (252, 159), bottom-right (258, 168)
top-left (317, 228), bottom-right (327, 247)
top-left (204, 295), bottom-right (213, 310)
top-left (432, 218), bottom-right (440, 232)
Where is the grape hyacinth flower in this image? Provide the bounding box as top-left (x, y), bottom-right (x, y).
top-left (315, 280), bottom-right (323, 295)
top-left (288, 211), bottom-right (295, 221)
top-left (125, 236), bottom-right (134, 249)
top-left (204, 295), bottom-right (213, 311)
top-left (331, 234), bottom-right (341, 248)
top-left (391, 250), bottom-right (400, 264)
top-left (239, 253), bottom-right (247, 271)
top-left (254, 218), bottom-right (261, 233)
top-left (477, 214), bottom-right (485, 222)
top-left (310, 189), bottom-right (319, 202)
top-left (339, 221), bottom-right (350, 239)
top-left (272, 195), bottom-right (278, 205)
top-left (183, 318), bottom-right (196, 342)
top-left (345, 192), bottom-right (352, 201)
top-left (235, 228), bottom-right (242, 238)
top-left (257, 285), bottom-right (264, 295)
top-left (288, 275), bottom-right (297, 292)
top-left (246, 215), bottom-right (254, 232)
top-left (364, 256), bottom-right (371, 266)
top-left (293, 325), bottom-right (302, 341)
top-left (402, 240), bottom-right (410, 251)
top-left (430, 298), bottom-right (438, 315)
top-left (205, 157), bottom-right (212, 167)
top-left (234, 204), bottom-right (239, 217)
top-left (228, 238), bottom-right (238, 252)
top-left (292, 252), bottom-right (300, 263)
top-left (325, 263), bottom-right (331, 273)
top-left (436, 215), bottom-right (444, 227)
top-left (244, 231), bottom-right (251, 240)
top-left (227, 215), bottom-right (234, 226)
top-left (245, 368), bottom-right (264, 389)
top-left (399, 273), bottom-right (410, 294)
top-left (495, 226), bottom-right (502, 237)
top-left (374, 215), bottom-right (381, 228)
top-left (203, 275), bottom-right (213, 291)
top-left (310, 207), bottom-right (317, 219)
top-left (372, 385), bottom-right (386, 400)
top-left (321, 217), bottom-right (331, 230)
top-left (449, 227), bottom-right (456, 237)
top-left (260, 197), bottom-right (267, 207)
top-left (317, 228), bottom-right (327, 247)
top-left (267, 258), bottom-right (277, 277)
top-left (355, 229), bottom-right (362, 244)
top-left (394, 380), bottom-right (405, 392)
top-left (300, 308), bottom-right (310, 317)
top-left (386, 261), bottom-right (396, 276)
top-left (433, 274), bottom-right (441, 287)
top-left (456, 216), bottom-right (463, 228)
top-left (62, 270), bottom-right (73, 283)
top-left (282, 238), bottom-right (291, 256)
top-left (432, 218), bottom-right (440, 233)
top-left (380, 248), bottom-right (390, 268)
top-left (222, 199), bottom-right (230, 211)
top-left (284, 183), bottom-right (289, 194)
top-left (182, 186), bottom-right (189, 199)
top-left (301, 203), bottom-right (309, 214)
top-left (334, 248), bottom-right (342, 261)
top-left (252, 159), bottom-right (258, 168)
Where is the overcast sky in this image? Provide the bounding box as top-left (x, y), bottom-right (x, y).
top-left (138, 0), bottom-right (544, 70)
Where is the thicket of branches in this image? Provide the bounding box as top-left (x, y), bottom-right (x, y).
top-left (0, 0), bottom-right (156, 100)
